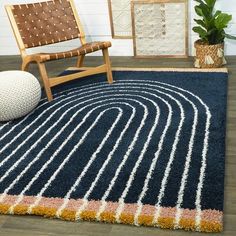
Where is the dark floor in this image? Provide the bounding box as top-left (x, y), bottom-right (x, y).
top-left (0, 56), bottom-right (235, 236)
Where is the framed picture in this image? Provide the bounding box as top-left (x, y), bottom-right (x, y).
top-left (131, 0), bottom-right (189, 58)
top-left (108, 0), bottom-right (133, 38)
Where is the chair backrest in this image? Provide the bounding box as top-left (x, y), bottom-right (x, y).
top-left (5, 0), bottom-right (86, 50)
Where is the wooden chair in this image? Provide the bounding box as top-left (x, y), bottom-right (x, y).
top-left (5, 0), bottom-right (113, 101)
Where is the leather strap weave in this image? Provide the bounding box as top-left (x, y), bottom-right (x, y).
top-left (32, 41), bottom-right (112, 62)
top-left (12, 0), bottom-right (81, 48)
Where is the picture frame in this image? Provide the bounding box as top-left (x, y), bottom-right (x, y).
top-left (131, 0), bottom-right (189, 58)
top-left (108, 0), bottom-right (133, 39)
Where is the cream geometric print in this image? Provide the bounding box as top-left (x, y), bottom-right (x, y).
top-left (133, 1), bottom-right (188, 57)
top-left (109, 0), bottom-right (132, 38)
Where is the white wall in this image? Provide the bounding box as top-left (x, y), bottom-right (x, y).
top-left (0, 0), bottom-right (236, 56)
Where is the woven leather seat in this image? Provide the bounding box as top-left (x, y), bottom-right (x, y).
top-left (34, 41), bottom-right (112, 62)
top-left (6, 0), bottom-right (113, 101)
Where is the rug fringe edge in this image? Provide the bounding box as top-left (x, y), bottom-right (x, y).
top-left (0, 203), bottom-right (223, 233)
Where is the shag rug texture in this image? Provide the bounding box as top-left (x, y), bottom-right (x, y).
top-left (0, 68), bottom-right (228, 233)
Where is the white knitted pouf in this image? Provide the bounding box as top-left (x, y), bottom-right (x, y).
top-left (0, 71), bottom-right (41, 122)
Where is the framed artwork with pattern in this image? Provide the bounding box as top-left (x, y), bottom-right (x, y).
top-left (108, 0), bottom-right (133, 38)
top-left (131, 0), bottom-right (189, 58)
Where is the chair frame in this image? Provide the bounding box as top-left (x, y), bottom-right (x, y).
top-left (5, 0), bottom-right (113, 102)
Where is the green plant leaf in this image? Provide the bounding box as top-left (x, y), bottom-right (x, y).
top-left (204, 0), bottom-right (216, 8)
top-left (194, 0), bottom-right (205, 4)
top-left (193, 26), bottom-right (208, 41)
top-left (224, 33), bottom-right (236, 40)
top-left (216, 30), bottom-right (226, 43)
top-left (215, 13), bottom-right (232, 30)
top-left (194, 19), bottom-right (207, 29)
top-left (193, 0), bottom-right (233, 44)
top-left (194, 0), bottom-right (208, 8)
top-left (207, 28), bottom-right (217, 36)
top-left (195, 6), bottom-right (204, 16)
top-left (213, 10), bottom-right (222, 18)
top-left (198, 3), bottom-right (213, 21)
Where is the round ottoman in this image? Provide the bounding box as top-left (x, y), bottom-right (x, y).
top-left (0, 71), bottom-right (41, 122)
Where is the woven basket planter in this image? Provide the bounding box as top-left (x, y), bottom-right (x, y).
top-left (194, 40), bottom-right (225, 68)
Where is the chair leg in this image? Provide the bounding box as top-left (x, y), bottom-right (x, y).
top-left (37, 62), bottom-right (53, 102)
top-left (76, 55), bottom-right (85, 67)
top-left (21, 60), bottom-right (30, 71)
top-left (102, 49), bottom-right (113, 84)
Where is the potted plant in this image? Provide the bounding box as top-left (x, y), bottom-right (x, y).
top-left (193, 0), bottom-right (236, 68)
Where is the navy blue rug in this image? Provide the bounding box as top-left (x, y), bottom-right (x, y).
top-left (0, 69), bottom-right (228, 232)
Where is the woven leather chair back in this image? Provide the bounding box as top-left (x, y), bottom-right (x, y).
top-left (11, 0), bottom-right (81, 48)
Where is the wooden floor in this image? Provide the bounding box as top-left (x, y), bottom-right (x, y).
top-left (0, 56), bottom-right (235, 236)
